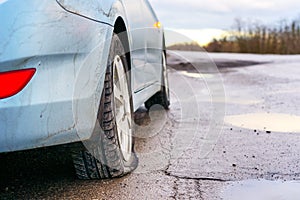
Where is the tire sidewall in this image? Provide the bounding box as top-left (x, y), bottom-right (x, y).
top-left (106, 34), bottom-right (137, 168)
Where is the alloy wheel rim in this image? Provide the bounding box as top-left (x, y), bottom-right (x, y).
top-left (113, 55), bottom-right (132, 162)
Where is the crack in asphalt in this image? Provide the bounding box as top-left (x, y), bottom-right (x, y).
top-left (157, 112), bottom-right (227, 199)
top-left (158, 109), bottom-right (300, 186)
top-left (196, 181), bottom-right (205, 200)
top-left (170, 178), bottom-right (179, 200)
top-left (168, 175), bottom-right (205, 200)
top-left (163, 170), bottom-right (229, 182)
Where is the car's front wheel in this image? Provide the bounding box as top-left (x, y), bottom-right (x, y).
top-left (71, 33), bottom-right (138, 179)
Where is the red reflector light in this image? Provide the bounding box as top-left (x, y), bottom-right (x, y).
top-left (0, 68), bottom-right (36, 99)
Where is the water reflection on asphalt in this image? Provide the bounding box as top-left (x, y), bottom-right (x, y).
top-left (225, 113), bottom-right (300, 133)
top-left (221, 179), bottom-right (300, 200)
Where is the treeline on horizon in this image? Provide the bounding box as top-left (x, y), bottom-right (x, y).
top-left (205, 18), bottom-right (300, 54)
top-left (167, 42), bottom-right (203, 51)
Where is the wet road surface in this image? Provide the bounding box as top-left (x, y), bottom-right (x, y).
top-left (1, 51), bottom-right (300, 199)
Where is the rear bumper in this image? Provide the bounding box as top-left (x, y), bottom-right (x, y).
top-left (0, 0), bottom-right (113, 152)
top-left (0, 55), bottom-right (79, 152)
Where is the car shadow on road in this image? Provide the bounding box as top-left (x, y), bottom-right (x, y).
top-left (0, 108), bottom-right (153, 198)
top-left (0, 145), bottom-right (75, 196)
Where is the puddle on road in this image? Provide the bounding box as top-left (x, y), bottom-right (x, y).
top-left (207, 97), bottom-right (262, 105)
top-left (180, 71), bottom-right (215, 79)
top-left (221, 179), bottom-right (300, 200)
top-left (224, 97), bottom-right (262, 105)
top-left (268, 88), bottom-right (300, 95)
top-left (196, 97), bottom-right (262, 105)
top-left (224, 113), bottom-right (300, 133)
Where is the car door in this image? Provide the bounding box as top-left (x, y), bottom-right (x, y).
top-left (122, 0), bottom-right (148, 93)
top-left (140, 0), bottom-right (163, 87)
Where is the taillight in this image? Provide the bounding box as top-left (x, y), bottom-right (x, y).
top-left (0, 68), bottom-right (36, 99)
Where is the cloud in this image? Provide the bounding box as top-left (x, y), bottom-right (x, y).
top-left (150, 0), bottom-right (298, 13)
top-left (165, 29), bottom-right (228, 46)
top-left (149, 0), bottom-right (300, 29)
top-left (0, 0), bottom-right (8, 4)
top-left (150, 0), bottom-right (232, 14)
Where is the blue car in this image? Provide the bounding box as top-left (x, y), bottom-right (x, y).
top-left (0, 0), bottom-right (170, 179)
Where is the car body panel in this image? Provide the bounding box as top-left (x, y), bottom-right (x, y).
top-left (56, 0), bottom-right (113, 23)
top-left (0, 0), bottom-right (164, 153)
top-left (122, 0), bottom-right (163, 94)
top-left (141, 0), bottom-right (163, 87)
top-left (122, 0), bottom-right (147, 93)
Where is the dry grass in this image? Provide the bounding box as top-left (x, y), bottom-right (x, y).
top-left (205, 18), bottom-right (300, 54)
top-left (167, 42), bottom-right (203, 52)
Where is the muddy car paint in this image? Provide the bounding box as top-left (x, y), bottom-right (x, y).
top-left (0, 0), bottom-right (164, 152)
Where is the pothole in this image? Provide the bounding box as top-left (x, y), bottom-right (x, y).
top-left (221, 179), bottom-right (300, 200)
top-left (224, 113), bottom-right (300, 133)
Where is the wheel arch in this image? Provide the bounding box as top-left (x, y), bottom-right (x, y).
top-left (113, 17), bottom-right (131, 73)
top-left (163, 32), bottom-right (167, 57)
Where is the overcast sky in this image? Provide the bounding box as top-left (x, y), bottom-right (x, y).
top-left (149, 0), bottom-right (300, 29)
top-left (149, 0), bottom-right (300, 30)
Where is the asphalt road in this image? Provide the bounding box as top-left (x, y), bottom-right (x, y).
top-left (1, 51), bottom-right (300, 199)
